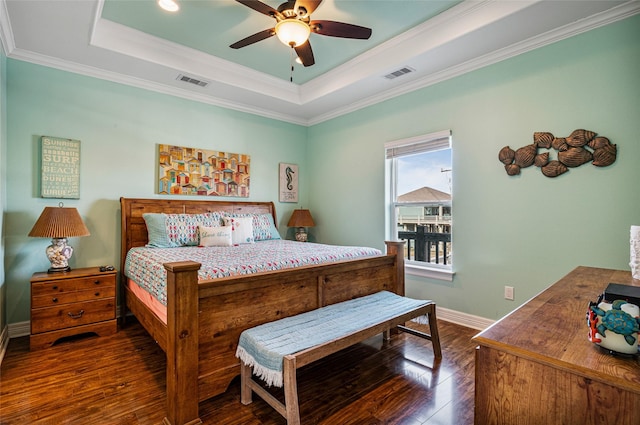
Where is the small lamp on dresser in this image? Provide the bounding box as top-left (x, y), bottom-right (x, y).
top-left (287, 209), bottom-right (315, 242)
top-left (28, 203), bottom-right (90, 273)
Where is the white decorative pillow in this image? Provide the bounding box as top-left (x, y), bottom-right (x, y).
top-left (223, 216), bottom-right (255, 244)
top-left (198, 225), bottom-right (233, 247)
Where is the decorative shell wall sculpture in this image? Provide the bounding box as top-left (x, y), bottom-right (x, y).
top-left (514, 144), bottom-right (537, 168)
top-left (533, 132), bottom-right (554, 149)
top-left (498, 129), bottom-right (616, 178)
top-left (593, 143), bottom-right (617, 167)
top-left (541, 160), bottom-right (568, 178)
top-left (557, 147), bottom-right (593, 168)
top-left (534, 152), bottom-right (549, 167)
top-left (498, 146), bottom-right (515, 165)
top-left (505, 163), bottom-right (520, 176)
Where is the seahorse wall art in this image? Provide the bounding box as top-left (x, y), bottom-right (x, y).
top-left (498, 129), bottom-right (617, 178)
top-left (285, 165), bottom-right (295, 190)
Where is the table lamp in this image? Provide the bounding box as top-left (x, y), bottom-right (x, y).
top-left (287, 209), bottom-right (315, 242)
top-left (28, 203), bottom-right (90, 273)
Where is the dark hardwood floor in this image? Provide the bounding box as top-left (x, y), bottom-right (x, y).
top-left (0, 319), bottom-right (478, 424)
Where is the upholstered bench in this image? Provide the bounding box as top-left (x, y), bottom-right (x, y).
top-left (235, 290), bottom-right (442, 425)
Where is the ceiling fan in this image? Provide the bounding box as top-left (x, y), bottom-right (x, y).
top-left (230, 0), bottom-right (372, 67)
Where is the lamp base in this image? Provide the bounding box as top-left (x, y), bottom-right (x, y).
top-left (45, 238), bottom-right (74, 273)
top-left (295, 227), bottom-right (308, 242)
top-left (48, 266), bottom-right (71, 274)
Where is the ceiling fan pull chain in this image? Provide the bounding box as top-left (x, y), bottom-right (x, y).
top-left (290, 47), bottom-right (295, 83)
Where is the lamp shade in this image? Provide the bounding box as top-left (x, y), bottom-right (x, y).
top-left (28, 206), bottom-right (90, 238)
top-left (275, 19), bottom-right (311, 47)
top-left (287, 209), bottom-right (315, 228)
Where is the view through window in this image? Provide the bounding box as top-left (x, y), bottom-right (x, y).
top-left (386, 130), bottom-right (452, 277)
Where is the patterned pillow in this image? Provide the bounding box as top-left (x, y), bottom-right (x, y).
top-left (222, 216), bottom-right (255, 244)
top-left (198, 225), bottom-right (233, 247)
top-left (224, 213), bottom-right (280, 241)
top-left (143, 212), bottom-right (224, 247)
top-left (252, 213), bottom-right (281, 241)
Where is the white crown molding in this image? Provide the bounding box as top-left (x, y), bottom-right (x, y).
top-left (308, 0), bottom-right (640, 126)
top-left (0, 0), bottom-right (15, 56)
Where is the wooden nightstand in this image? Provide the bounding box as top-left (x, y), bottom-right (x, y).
top-left (30, 266), bottom-right (117, 350)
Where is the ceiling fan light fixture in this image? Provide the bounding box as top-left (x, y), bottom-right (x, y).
top-left (158, 0), bottom-right (179, 12)
top-left (275, 19), bottom-right (310, 47)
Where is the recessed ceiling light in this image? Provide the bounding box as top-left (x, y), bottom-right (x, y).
top-left (158, 0), bottom-right (179, 12)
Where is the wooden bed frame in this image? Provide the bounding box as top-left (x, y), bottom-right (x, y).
top-left (119, 197), bottom-right (405, 425)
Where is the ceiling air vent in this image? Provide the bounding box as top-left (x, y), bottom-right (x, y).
top-left (176, 74), bottom-right (209, 88)
top-left (383, 66), bottom-right (415, 80)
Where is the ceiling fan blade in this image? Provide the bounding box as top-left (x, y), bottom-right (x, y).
top-left (294, 0), bottom-right (322, 16)
top-left (235, 0), bottom-right (283, 19)
top-left (294, 41), bottom-right (315, 67)
top-left (310, 20), bottom-right (372, 39)
top-left (229, 28), bottom-right (275, 49)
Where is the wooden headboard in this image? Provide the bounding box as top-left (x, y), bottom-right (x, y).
top-left (119, 197), bottom-right (277, 274)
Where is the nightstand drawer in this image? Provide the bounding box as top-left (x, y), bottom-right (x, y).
top-left (31, 298), bottom-right (116, 334)
top-left (31, 274), bottom-right (116, 297)
top-left (31, 286), bottom-right (116, 308)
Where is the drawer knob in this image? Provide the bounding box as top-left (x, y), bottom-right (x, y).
top-left (52, 285), bottom-right (58, 290)
top-left (68, 310), bottom-right (85, 319)
top-left (52, 297), bottom-right (58, 303)
top-left (94, 280), bottom-right (100, 285)
top-left (95, 292), bottom-right (100, 297)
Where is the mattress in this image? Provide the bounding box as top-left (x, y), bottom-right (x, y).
top-left (124, 239), bottom-right (382, 307)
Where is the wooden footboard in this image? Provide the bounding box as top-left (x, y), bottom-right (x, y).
top-left (161, 241), bottom-right (404, 425)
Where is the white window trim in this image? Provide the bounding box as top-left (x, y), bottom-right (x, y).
top-left (406, 262), bottom-right (455, 281)
top-left (385, 130), bottom-right (453, 282)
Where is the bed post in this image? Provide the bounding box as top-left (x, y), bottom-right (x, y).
top-left (385, 241), bottom-right (405, 296)
top-left (163, 261), bottom-right (202, 425)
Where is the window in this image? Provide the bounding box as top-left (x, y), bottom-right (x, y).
top-left (385, 130), bottom-right (453, 281)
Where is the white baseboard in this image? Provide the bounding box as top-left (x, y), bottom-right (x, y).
top-left (8, 320), bottom-right (30, 338)
top-left (0, 325), bottom-right (8, 365)
top-left (436, 306), bottom-right (495, 331)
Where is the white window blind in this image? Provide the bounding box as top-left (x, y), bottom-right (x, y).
top-left (385, 130), bottom-right (451, 159)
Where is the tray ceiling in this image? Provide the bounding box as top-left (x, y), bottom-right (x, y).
top-left (1, 0), bottom-right (637, 125)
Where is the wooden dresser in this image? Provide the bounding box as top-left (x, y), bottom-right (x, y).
top-left (30, 266), bottom-right (118, 350)
top-left (473, 266), bottom-right (640, 424)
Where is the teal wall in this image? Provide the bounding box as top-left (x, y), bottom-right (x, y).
top-left (307, 15), bottom-right (640, 320)
top-left (1, 50), bottom-right (6, 333)
top-left (2, 15), bottom-right (639, 326)
top-left (4, 62), bottom-right (307, 324)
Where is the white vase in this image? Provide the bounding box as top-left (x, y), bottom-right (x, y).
top-left (631, 225), bottom-right (640, 280)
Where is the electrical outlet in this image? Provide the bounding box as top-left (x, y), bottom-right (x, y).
top-left (504, 286), bottom-right (515, 301)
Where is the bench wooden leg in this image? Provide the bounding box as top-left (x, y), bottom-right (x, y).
top-left (383, 329), bottom-right (391, 340)
top-left (240, 362), bottom-right (253, 405)
top-left (427, 305), bottom-right (442, 359)
top-left (283, 355), bottom-right (301, 425)
top-left (395, 303), bottom-right (442, 359)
